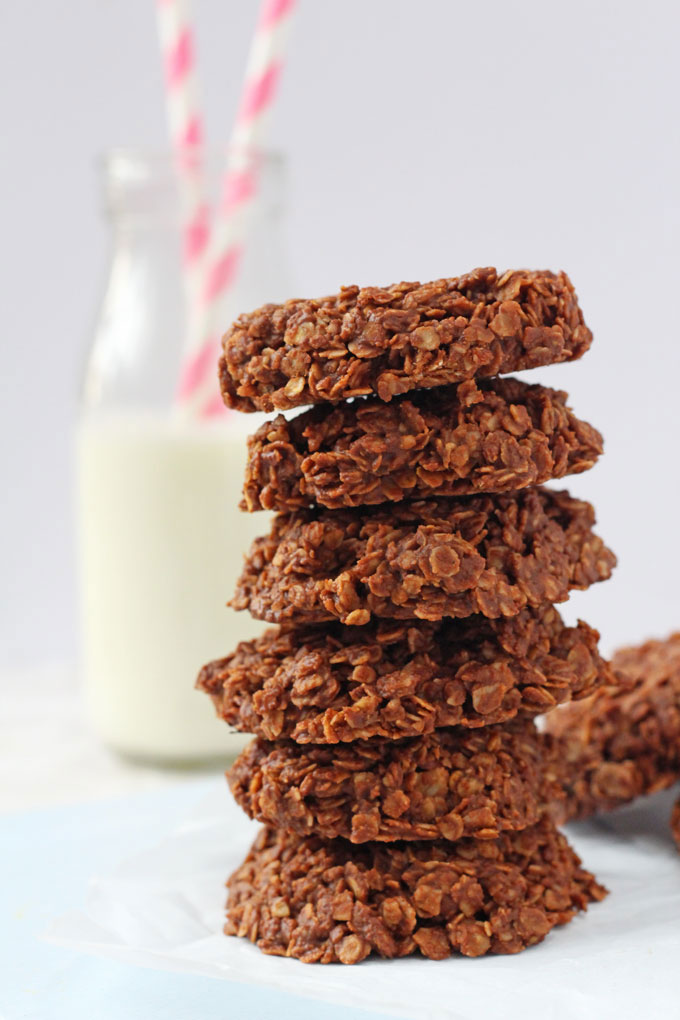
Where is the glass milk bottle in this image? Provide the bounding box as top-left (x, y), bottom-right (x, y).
top-left (77, 150), bottom-right (290, 764)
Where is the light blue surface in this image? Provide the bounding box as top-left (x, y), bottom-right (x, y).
top-left (2, 782), bottom-right (392, 1020)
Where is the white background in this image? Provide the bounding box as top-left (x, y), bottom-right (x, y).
top-left (2, 0), bottom-right (680, 669)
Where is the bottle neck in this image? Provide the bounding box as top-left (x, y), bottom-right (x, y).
top-left (81, 149), bottom-right (292, 415)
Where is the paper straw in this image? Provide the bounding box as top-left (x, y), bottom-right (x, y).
top-left (155, 0), bottom-right (210, 304)
top-left (175, 0), bottom-right (297, 418)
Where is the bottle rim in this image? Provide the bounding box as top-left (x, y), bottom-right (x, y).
top-left (100, 146), bottom-right (284, 178)
top-left (98, 148), bottom-right (286, 220)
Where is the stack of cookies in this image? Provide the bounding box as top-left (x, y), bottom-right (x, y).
top-left (198, 267), bottom-right (617, 964)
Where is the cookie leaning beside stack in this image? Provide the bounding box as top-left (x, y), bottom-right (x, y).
top-left (546, 632), bottom-right (680, 843)
top-left (197, 267), bottom-right (617, 964)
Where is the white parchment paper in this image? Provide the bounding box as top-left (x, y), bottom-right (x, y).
top-left (47, 783), bottom-right (680, 1020)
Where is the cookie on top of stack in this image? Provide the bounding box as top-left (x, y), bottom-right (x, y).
top-left (198, 267), bottom-right (616, 964)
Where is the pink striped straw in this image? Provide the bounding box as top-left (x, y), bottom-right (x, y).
top-left (155, 0), bottom-right (211, 308)
top-left (175, 0), bottom-right (297, 418)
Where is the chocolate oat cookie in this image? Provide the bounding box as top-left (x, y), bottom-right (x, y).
top-left (197, 607), bottom-right (612, 743)
top-left (232, 487), bottom-right (615, 625)
top-left (546, 634), bottom-right (680, 819)
top-left (242, 378), bottom-right (603, 512)
top-left (225, 819), bottom-right (606, 962)
top-left (671, 797), bottom-right (680, 851)
top-left (219, 268), bottom-right (592, 413)
top-left (228, 722), bottom-right (563, 843)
